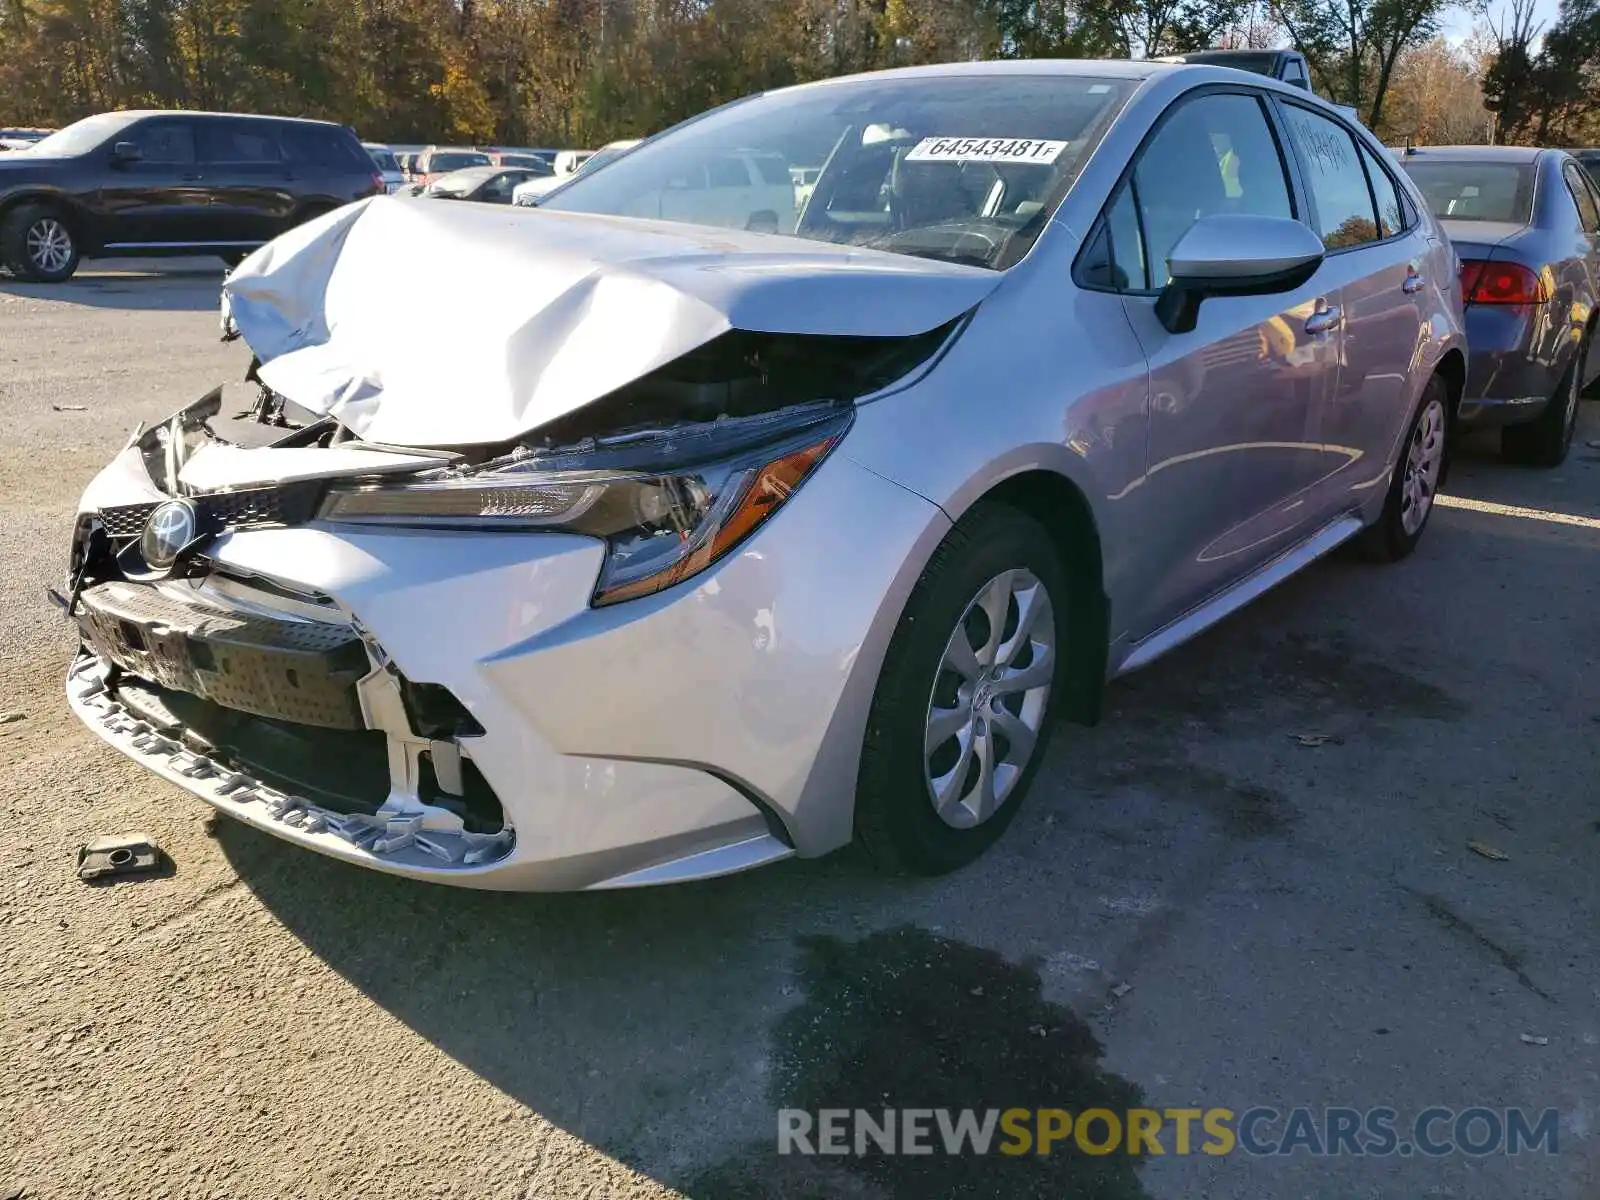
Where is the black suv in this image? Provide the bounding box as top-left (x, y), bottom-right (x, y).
top-left (0, 110), bottom-right (384, 282)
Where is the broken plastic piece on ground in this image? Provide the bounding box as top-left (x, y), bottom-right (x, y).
top-left (1291, 732), bottom-right (1343, 747)
top-left (1111, 982), bottom-right (1133, 998)
top-left (76, 834), bottom-right (168, 883)
top-left (1466, 839), bottom-right (1510, 862)
top-left (1519, 1033), bottom-right (1550, 1046)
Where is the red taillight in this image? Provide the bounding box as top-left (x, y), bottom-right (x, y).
top-left (1460, 258), bottom-right (1546, 305)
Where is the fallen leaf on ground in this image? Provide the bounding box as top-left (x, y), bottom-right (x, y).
top-left (1291, 733), bottom-right (1343, 747)
top-left (1467, 840), bottom-right (1509, 861)
top-left (1111, 983), bottom-right (1133, 998)
top-left (0, 711), bottom-right (24, 725)
top-left (50, 404), bottom-right (86, 412)
top-left (1519, 1034), bottom-right (1549, 1046)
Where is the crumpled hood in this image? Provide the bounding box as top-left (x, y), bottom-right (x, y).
top-left (221, 196), bottom-right (1002, 448)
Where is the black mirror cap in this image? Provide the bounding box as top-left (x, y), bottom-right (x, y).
top-left (1154, 256), bottom-right (1322, 335)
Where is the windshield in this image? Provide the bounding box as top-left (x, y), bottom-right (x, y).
top-left (540, 73), bottom-right (1134, 269)
top-left (27, 113), bottom-right (138, 157)
top-left (579, 145), bottom-right (632, 175)
top-left (1401, 161), bottom-right (1535, 224)
top-left (366, 147), bottom-right (400, 172)
top-left (430, 151), bottom-right (490, 172)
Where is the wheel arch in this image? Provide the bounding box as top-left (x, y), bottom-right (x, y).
top-left (954, 468), bottom-right (1110, 727)
top-left (1435, 345), bottom-right (1466, 419)
top-left (0, 189), bottom-right (91, 248)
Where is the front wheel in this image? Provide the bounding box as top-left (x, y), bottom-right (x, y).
top-left (856, 504), bottom-right (1069, 875)
top-left (1, 204), bottom-right (80, 282)
top-left (1357, 373), bottom-right (1449, 562)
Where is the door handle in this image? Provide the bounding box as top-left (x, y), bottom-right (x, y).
top-left (1402, 272), bottom-right (1425, 294)
top-left (1304, 306), bottom-right (1343, 335)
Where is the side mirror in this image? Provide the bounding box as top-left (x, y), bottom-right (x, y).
top-left (111, 140), bottom-right (142, 166)
top-left (1155, 213), bottom-right (1326, 334)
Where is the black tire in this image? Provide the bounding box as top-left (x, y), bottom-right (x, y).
top-left (856, 504), bottom-right (1070, 875)
top-left (291, 204), bottom-right (335, 229)
top-left (1357, 373), bottom-right (1450, 563)
top-left (0, 203), bottom-right (80, 282)
top-left (1502, 331), bottom-right (1586, 467)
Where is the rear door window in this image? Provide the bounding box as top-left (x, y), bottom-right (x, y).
top-left (1358, 143), bottom-right (1406, 238)
top-left (199, 121), bottom-right (281, 165)
top-left (1280, 104), bottom-right (1381, 249)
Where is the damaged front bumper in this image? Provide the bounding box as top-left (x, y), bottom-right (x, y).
top-left (58, 409), bottom-right (949, 891)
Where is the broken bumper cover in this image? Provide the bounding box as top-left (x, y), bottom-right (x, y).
top-left (64, 439), bottom-right (945, 890)
top-left (68, 655), bottom-right (516, 870)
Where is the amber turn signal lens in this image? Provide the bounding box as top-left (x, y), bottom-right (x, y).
top-left (592, 435), bottom-right (838, 605)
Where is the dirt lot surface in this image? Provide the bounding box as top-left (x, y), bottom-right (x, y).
top-left (1, 261), bottom-right (1597, 1200)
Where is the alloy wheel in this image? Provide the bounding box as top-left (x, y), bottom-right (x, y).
top-left (25, 217), bottom-right (72, 275)
top-left (1400, 395), bottom-right (1446, 536)
top-left (923, 568), bottom-right (1056, 829)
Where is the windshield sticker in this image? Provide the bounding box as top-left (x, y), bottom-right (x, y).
top-left (905, 137), bottom-right (1069, 165)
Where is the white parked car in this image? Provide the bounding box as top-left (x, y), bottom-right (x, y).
top-left (362, 143), bottom-right (406, 193)
top-left (513, 139), bottom-right (640, 206)
top-left (619, 149), bottom-right (798, 232)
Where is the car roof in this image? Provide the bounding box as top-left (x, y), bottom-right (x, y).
top-left (1395, 145), bottom-right (1547, 164)
top-left (111, 109), bottom-right (347, 129)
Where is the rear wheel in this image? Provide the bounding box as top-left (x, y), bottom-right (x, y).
top-left (1, 203), bottom-right (80, 282)
top-left (1357, 373), bottom-right (1448, 562)
top-left (856, 505), bottom-right (1069, 875)
top-left (1503, 331), bottom-right (1586, 467)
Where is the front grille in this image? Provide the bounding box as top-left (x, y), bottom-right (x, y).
top-left (97, 479), bottom-right (327, 541)
top-left (99, 502), bottom-right (158, 539)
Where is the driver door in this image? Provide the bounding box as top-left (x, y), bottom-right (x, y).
top-left (1105, 89), bottom-right (1344, 638)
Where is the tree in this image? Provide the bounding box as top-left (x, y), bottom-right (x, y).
top-left (1270, 0), bottom-right (1453, 128)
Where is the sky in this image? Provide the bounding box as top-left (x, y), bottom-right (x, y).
top-left (1440, 0), bottom-right (1564, 46)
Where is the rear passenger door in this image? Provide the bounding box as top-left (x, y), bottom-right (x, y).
top-left (1274, 101), bottom-right (1434, 512)
top-left (197, 120), bottom-right (295, 245)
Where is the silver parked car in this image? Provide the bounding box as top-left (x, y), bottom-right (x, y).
top-left (62, 61), bottom-right (1464, 890)
top-left (1398, 145), bottom-right (1600, 465)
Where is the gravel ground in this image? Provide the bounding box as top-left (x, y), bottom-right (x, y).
top-left (1, 261), bottom-right (1597, 1200)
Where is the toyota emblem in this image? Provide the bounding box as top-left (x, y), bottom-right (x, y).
top-left (140, 499), bottom-right (198, 570)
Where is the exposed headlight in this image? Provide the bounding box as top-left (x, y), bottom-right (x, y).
top-left (319, 405), bottom-right (850, 605)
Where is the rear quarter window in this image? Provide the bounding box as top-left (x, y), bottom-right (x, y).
top-left (282, 125), bottom-right (371, 172)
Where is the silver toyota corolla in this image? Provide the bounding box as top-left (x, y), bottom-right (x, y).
top-left (60, 60), bottom-right (1466, 890)
top-left (1397, 144), bottom-right (1600, 466)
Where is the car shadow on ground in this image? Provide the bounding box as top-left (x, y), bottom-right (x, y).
top-left (0, 258), bottom-right (225, 311)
